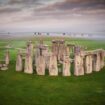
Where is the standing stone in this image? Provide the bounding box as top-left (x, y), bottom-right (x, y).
top-left (52, 40), bottom-right (59, 58)
top-left (94, 53), bottom-right (101, 72)
top-left (35, 47), bottom-right (40, 66)
top-left (92, 54), bottom-right (97, 71)
top-left (16, 50), bottom-right (23, 71)
top-left (36, 55), bottom-right (45, 75)
top-left (58, 40), bottom-right (65, 61)
top-left (100, 51), bottom-right (105, 69)
top-left (42, 45), bottom-right (50, 69)
top-left (24, 53), bottom-right (33, 74)
top-left (35, 44), bottom-right (46, 75)
top-left (74, 46), bottom-right (84, 76)
top-left (26, 41), bottom-right (34, 58)
top-left (5, 50), bottom-right (10, 65)
top-left (49, 53), bottom-right (58, 76)
top-left (62, 55), bottom-right (71, 76)
top-left (45, 53), bottom-right (50, 69)
top-left (74, 55), bottom-right (84, 76)
top-left (1, 64), bottom-right (8, 70)
top-left (85, 55), bottom-right (92, 74)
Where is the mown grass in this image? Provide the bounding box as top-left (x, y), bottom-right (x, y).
top-left (0, 37), bottom-right (105, 105)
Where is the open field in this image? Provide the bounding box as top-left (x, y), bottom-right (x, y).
top-left (0, 37), bottom-right (105, 105)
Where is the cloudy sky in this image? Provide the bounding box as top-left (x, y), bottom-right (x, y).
top-left (0, 0), bottom-right (105, 35)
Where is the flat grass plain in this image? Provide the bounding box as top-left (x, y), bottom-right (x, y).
top-left (0, 36), bottom-right (105, 105)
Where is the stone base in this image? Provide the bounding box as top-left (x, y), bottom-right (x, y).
top-left (24, 71), bottom-right (33, 74)
top-left (63, 73), bottom-right (71, 76)
top-left (1, 67), bottom-right (8, 70)
top-left (16, 68), bottom-right (23, 72)
top-left (50, 74), bottom-right (58, 76)
top-left (36, 56), bottom-right (45, 75)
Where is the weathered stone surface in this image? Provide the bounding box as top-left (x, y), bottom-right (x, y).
top-left (49, 53), bottom-right (58, 76)
top-left (52, 40), bottom-right (59, 57)
top-left (44, 53), bottom-right (50, 70)
top-left (1, 67), bottom-right (8, 70)
top-left (84, 49), bottom-right (104, 72)
top-left (100, 51), bottom-right (105, 69)
top-left (35, 47), bottom-right (40, 66)
top-left (85, 55), bottom-right (93, 74)
top-left (26, 41), bottom-right (34, 58)
top-left (16, 51), bottom-right (23, 71)
top-left (94, 53), bottom-right (101, 72)
top-left (5, 50), bottom-right (10, 65)
top-left (42, 45), bottom-right (50, 69)
top-left (35, 44), bottom-right (48, 68)
top-left (36, 56), bottom-right (45, 75)
top-left (24, 53), bottom-right (33, 74)
top-left (1, 64), bottom-right (8, 70)
top-left (74, 55), bottom-right (84, 76)
top-left (62, 55), bottom-right (71, 76)
top-left (92, 54), bottom-right (97, 71)
top-left (58, 40), bottom-right (65, 61)
top-left (74, 46), bottom-right (84, 76)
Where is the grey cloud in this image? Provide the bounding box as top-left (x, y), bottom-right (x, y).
top-left (0, 0), bottom-right (49, 15)
top-left (0, 7), bottom-right (21, 14)
top-left (34, 0), bottom-right (105, 19)
top-left (8, 0), bottom-right (42, 5)
top-left (0, 0), bottom-right (105, 25)
top-left (0, 0), bottom-right (42, 15)
top-left (36, 0), bottom-right (105, 12)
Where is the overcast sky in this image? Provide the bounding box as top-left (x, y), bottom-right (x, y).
top-left (0, 0), bottom-right (105, 35)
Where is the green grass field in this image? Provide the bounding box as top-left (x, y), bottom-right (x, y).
top-left (0, 37), bottom-right (105, 105)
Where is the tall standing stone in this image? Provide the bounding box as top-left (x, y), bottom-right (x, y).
top-left (42, 45), bottom-right (50, 69)
top-left (36, 45), bottom-right (46, 75)
top-left (100, 51), bottom-right (105, 69)
top-left (92, 54), bottom-right (97, 71)
top-left (84, 55), bottom-right (93, 74)
top-left (36, 55), bottom-right (45, 75)
top-left (24, 53), bottom-right (33, 74)
top-left (45, 53), bottom-right (50, 69)
top-left (74, 46), bottom-right (84, 76)
top-left (58, 40), bottom-right (65, 61)
top-left (16, 50), bottom-right (23, 71)
top-left (94, 52), bottom-right (101, 72)
top-left (52, 40), bottom-right (59, 58)
top-left (26, 41), bottom-right (34, 58)
top-left (62, 55), bottom-right (71, 76)
top-left (49, 53), bottom-right (58, 76)
top-left (35, 46), bottom-right (40, 66)
top-left (5, 50), bottom-right (10, 65)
